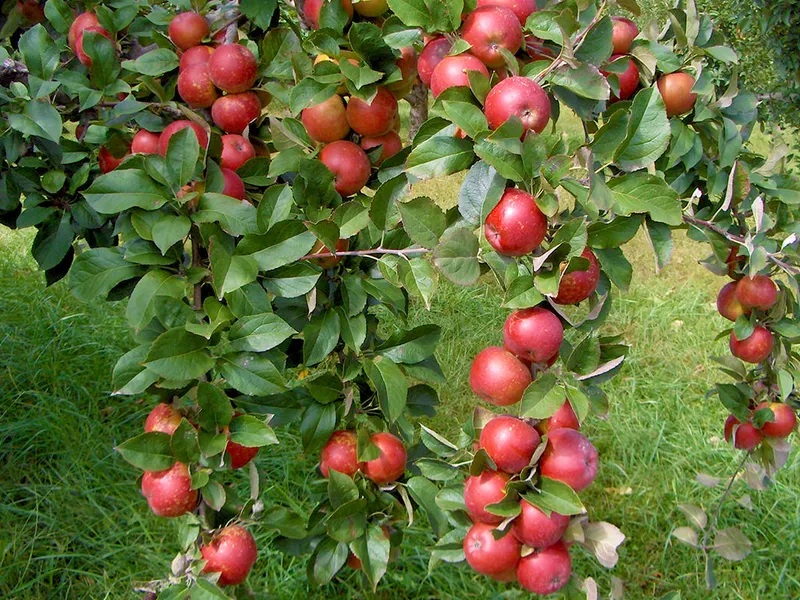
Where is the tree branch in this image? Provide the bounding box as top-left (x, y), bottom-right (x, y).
top-left (0, 58), bottom-right (29, 87)
top-left (299, 246), bottom-right (431, 261)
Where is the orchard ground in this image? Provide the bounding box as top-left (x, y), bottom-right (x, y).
top-left (1, 106), bottom-right (799, 599)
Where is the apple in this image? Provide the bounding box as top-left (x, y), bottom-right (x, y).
top-left (730, 326), bottom-right (774, 364)
top-left (363, 432), bottom-right (407, 484)
top-left (717, 281), bottom-right (748, 321)
top-left (463, 469), bottom-right (510, 525)
top-left (602, 54), bottom-right (639, 101)
top-left (484, 76), bottom-right (551, 134)
top-left (319, 140), bottom-right (372, 197)
top-left (489, 568), bottom-right (517, 582)
top-left (221, 168), bottom-right (246, 200)
top-left (484, 188), bottom-right (547, 256)
top-left (503, 307), bottom-right (563, 363)
top-left (430, 54), bottom-right (490, 98)
top-left (75, 26), bottom-right (113, 67)
top-left (735, 275), bottom-right (777, 311)
top-left (179, 45), bottom-right (215, 70)
top-left (553, 248), bottom-right (600, 304)
top-left (536, 401), bottom-right (579, 434)
top-left (463, 522), bottom-right (521, 577)
top-left (304, 0), bottom-right (354, 29)
top-left (201, 525), bottom-right (257, 586)
top-left (141, 462), bottom-right (198, 517)
top-left (525, 35), bottom-right (556, 61)
top-left (320, 430), bottom-right (361, 477)
top-left (476, 0), bottom-right (536, 25)
top-left (211, 92), bottom-right (262, 134)
top-left (309, 239), bottom-right (350, 269)
top-left (611, 17), bottom-right (639, 54)
top-left (301, 94), bottom-right (351, 143)
top-left (516, 540), bottom-right (572, 595)
top-left (220, 134), bottom-right (256, 171)
top-left (353, 0), bottom-right (388, 18)
top-left (360, 131), bottom-right (403, 166)
top-left (144, 403), bottom-right (182, 435)
top-left (18, 0), bottom-right (45, 24)
top-left (98, 145), bottom-right (128, 174)
top-left (158, 120), bottom-right (209, 155)
top-left (225, 415), bottom-right (259, 469)
top-left (169, 12), bottom-right (210, 51)
top-left (69, 12), bottom-right (100, 52)
top-left (177, 64), bottom-right (219, 108)
top-left (657, 72), bottom-right (697, 117)
top-left (724, 415), bottom-right (763, 450)
top-left (461, 6), bottom-right (523, 69)
top-left (538, 428), bottom-right (598, 492)
top-left (726, 246), bottom-right (745, 279)
top-left (345, 87), bottom-right (398, 137)
top-left (387, 46), bottom-right (418, 98)
top-left (469, 346), bottom-right (532, 407)
top-left (512, 499), bottom-right (570, 548)
top-left (418, 37), bottom-right (452, 87)
top-left (756, 402), bottom-right (797, 438)
top-left (480, 415), bottom-right (541, 474)
top-left (131, 130), bottom-right (161, 154)
top-left (208, 44), bottom-right (258, 93)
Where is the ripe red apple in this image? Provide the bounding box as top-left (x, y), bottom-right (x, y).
top-left (463, 469), bottom-right (510, 525)
top-left (220, 134), bottom-right (256, 171)
top-left (69, 12), bottom-right (100, 52)
top-left (484, 76), bottom-right (551, 134)
top-left (461, 6), bottom-right (523, 69)
top-left (211, 92), bottom-right (261, 134)
top-left (418, 37), bottom-right (452, 87)
top-left (717, 281), bottom-right (748, 321)
top-left (208, 44), bottom-right (258, 93)
top-left (304, 0), bottom-right (353, 29)
top-left (756, 402), bottom-right (797, 438)
top-left (611, 17), bottom-right (638, 54)
top-left (657, 72), bottom-right (697, 117)
top-left (75, 26), bottom-right (113, 67)
top-left (301, 94), bottom-right (351, 143)
top-left (536, 401), bottom-right (579, 435)
top-left (169, 12), bottom-right (210, 51)
top-left (516, 540), bottom-right (571, 595)
top-left (469, 346), bottom-right (532, 407)
top-left (430, 54), bottom-right (490, 98)
top-left (220, 168), bottom-right (246, 200)
top-left (225, 417), bottom-right (259, 469)
top-left (363, 432), bottom-right (407, 484)
top-left (360, 131), bottom-right (403, 166)
top-left (309, 239), bottom-right (350, 269)
top-left (735, 275), bottom-right (777, 311)
top-left (480, 415), bottom-right (541, 473)
top-left (602, 54), bottom-right (639, 101)
top-left (345, 87), bottom-right (398, 137)
top-left (387, 46), bottom-right (418, 98)
top-left (512, 499), bottom-right (570, 549)
top-left (353, 0), bottom-right (387, 16)
top-left (320, 430), bottom-right (361, 477)
top-left (158, 120), bottom-right (209, 155)
top-left (131, 130), bottom-right (161, 154)
top-left (177, 64), bottom-right (219, 108)
top-left (476, 0), bottom-right (536, 25)
top-left (141, 462), bottom-right (198, 517)
top-left (98, 145), bottom-right (128, 174)
top-left (179, 45), bottom-right (215, 70)
top-left (724, 415), bottom-right (763, 450)
top-left (201, 525), bottom-right (257, 586)
top-left (484, 188), bottom-right (547, 256)
top-left (503, 307), bottom-right (563, 363)
top-left (553, 248), bottom-right (600, 304)
top-left (730, 326), bottom-right (774, 364)
top-left (319, 140), bottom-right (372, 197)
top-left (463, 522), bottom-right (521, 577)
top-left (17, 0), bottom-right (45, 24)
top-left (726, 246), bottom-right (745, 279)
top-left (144, 403), bottom-right (182, 435)
top-left (538, 428), bottom-right (598, 492)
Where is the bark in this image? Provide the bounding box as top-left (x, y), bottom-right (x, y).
top-left (406, 79), bottom-right (429, 141)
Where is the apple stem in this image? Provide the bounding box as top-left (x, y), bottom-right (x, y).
top-left (298, 246), bottom-right (431, 260)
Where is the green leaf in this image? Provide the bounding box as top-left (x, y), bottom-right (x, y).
top-left (126, 269), bottom-right (185, 332)
top-left (547, 64), bottom-right (609, 100)
top-left (112, 345), bottom-right (158, 395)
top-left (69, 247), bottom-right (144, 303)
top-left (240, 0), bottom-right (277, 29)
top-left (574, 16), bottom-right (613, 65)
top-left (18, 24), bottom-right (59, 80)
top-left (194, 194), bottom-right (258, 236)
top-left (263, 263), bottom-right (322, 298)
top-left (587, 216), bottom-right (642, 249)
top-left (201, 480), bottom-right (226, 511)
top-left (218, 353), bottom-right (287, 395)
top-left (257, 184), bottom-right (294, 233)
top-left (351, 524), bottom-right (392, 591)
top-left (644, 218), bottom-right (673, 272)
top-left (433, 227), bottom-right (480, 286)
top-left (152, 215), bottom-right (191, 255)
top-left (364, 356), bottom-right (408, 423)
top-left (144, 328), bottom-right (214, 380)
top-left (458, 161), bottom-right (506, 227)
top-left (328, 469), bottom-right (360, 508)
top-left (229, 415), bottom-right (278, 447)
top-left (116, 432), bottom-right (174, 471)
top-left (387, 0), bottom-right (461, 31)
top-left (614, 87), bottom-right (671, 171)
top-left (209, 239), bottom-right (259, 298)
top-left (608, 174), bottom-right (681, 226)
top-left (520, 374), bottom-right (565, 418)
top-left (236, 221), bottom-right (317, 271)
top-left (166, 127), bottom-right (200, 189)
top-left (397, 196), bottom-right (446, 249)
top-left (171, 418), bottom-right (201, 464)
top-left (303, 310), bottom-right (341, 366)
top-left (124, 48), bottom-right (180, 77)
top-left (524, 477), bottom-right (585, 516)
top-left (31, 213), bottom-right (73, 271)
top-left (8, 100), bottom-right (62, 143)
top-left (376, 325), bottom-right (441, 364)
top-left (84, 31), bottom-right (119, 89)
top-left (333, 201), bottom-right (371, 238)
top-left (196, 382), bottom-right (234, 430)
top-left (228, 313), bottom-right (296, 352)
top-left (407, 476), bottom-right (449, 536)
top-left (400, 257), bottom-right (438, 310)
top-left (84, 170), bottom-right (169, 213)
top-left (406, 123), bottom-right (475, 180)
top-left (594, 247), bottom-right (633, 291)
top-left (300, 402), bottom-right (337, 452)
top-left (503, 275), bottom-right (545, 309)
top-left (312, 537), bottom-right (348, 586)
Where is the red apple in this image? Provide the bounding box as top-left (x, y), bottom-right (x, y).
top-left (480, 415), bottom-right (541, 474)
top-left (418, 37), bottom-right (452, 87)
top-left (430, 54), bottom-right (490, 98)
top-left (353, 0), bottom-right (387, 16)
top-left (461, 6), bottom-right (523, 69)
top-left (309, 239), bottom-right (350, 269)
top-left (211, 92), bottom-right (261, 134)
top-left (503, 306), bottom-right (563, 363)
top-left (657, 72), bottom-right (697, 117)
top-left (220, 134), bottom-right (256, 170)
top-left (726, 246), bottom-right (745, 279)
top-left (724, 415), bottom-right (763, 450)
top-left (319, 140), bottom-right (371, 197)
top-left (735, 275), bottom-right (777, 311)
top-left (387, 46), bottom-right (418, 98)
top-left (304, 0), bottom-right (354, 29)
top-left (221, 168), bottom-right (246, 200)
top-left (512, 499), bottom-right (570, 549)
top-left (717, 281), bottom-right (748, 321)
top-left (525, 35), bottom-right (556, 61)
top-left (180, 45), bottom-right (215, 70)
top-left (602, 54), bottom-right (639, 101)
top-left (536, 401), bottom-right (579, 434)
top-left (360, 131), bottom-right (403, 166)
top-left (484, 76), bottom-right (551, 134)
top-left (464, 522), bottom-right (521, 577)
top-left (516, 540), bottom-right (572, 595)
top-left (98, 145), bottom-right (128, 174)
top-left (345, 87), bottom-right (398, 137)
top-left (730, 326), bottom-right (774, 364)
top-left (362, 432), bottom-right (407, 484)
top-left (131, 130), bottom-right (161, 154)
top-left (169, 12), bottom-right (210, 51)
top-left (469, 346), bottom-right (532, 407)
top-left (489, 568), bottom-right (517, 582)
top-left (75, 26), bottom-right (113, 67)
top-left (141, 462), bottom-right (198, 517)
top-left (302, 94), bottom-right (351, 143)
top-left (553, 248), bottom-right (600, 304)
top-left (463, 469), bottom-right (510, 525)
top-left (484, 188), bottom-right (547, 256)
top-left (757, 402), bottom-right (797, 438)
top-left (611, 17), bottom-right (638, 54)
top-left (208, 44), bottom-right (258, 94)
top-left (144, 403), bottom-right (182, 435)
top-left (538, 428), bottom-right (598, 492)
top-left (225, 415), bottom-right (259, 469)
top-left (201, 525), bottom-right (257, 586)
top-left (158, 120), bottom-right (209, 155)
top-left (320, 430), bottom-right (361, 477)
top-left (17, 0), bottom-right (45, 24)
top-left (476, 0), bottom-right (536, 25)
top-left (69, 12), bottom-right (100, 52)
top-left (177, 64), bottom-right (219, 108)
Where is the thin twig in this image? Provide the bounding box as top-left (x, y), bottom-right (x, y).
top-left (299, 247), bottom-right (431, 260)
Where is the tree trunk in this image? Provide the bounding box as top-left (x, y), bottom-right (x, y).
top-left (406, 79), bottom-right (429, 141)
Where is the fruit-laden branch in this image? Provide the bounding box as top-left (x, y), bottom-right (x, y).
top-left (0, 58), bottom-right (28, 86)
top-left (683, 214), bottom-right (800, 276)
top-left (299, 246), bottom-right (431, 260)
